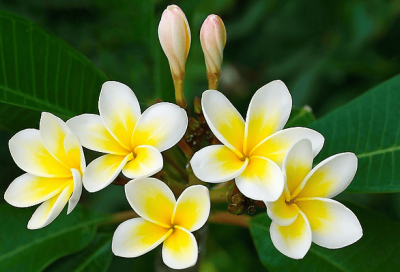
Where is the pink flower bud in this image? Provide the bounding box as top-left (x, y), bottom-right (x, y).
top-left (200, 15), bottom-right (226, 77)
top-left (158, 5), bottom-right (191, 78)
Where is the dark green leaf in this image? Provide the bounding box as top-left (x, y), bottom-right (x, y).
top-left (250, 202), bottom-right (400, 272)
top-left (285, 106), bottom-right (316, 128)
top-left (0, 204), bottom-right (109, 272)
top-left (311, 74), bottom-right (400, 193)
top-left (200, 224), bottom-right (266, 272)
top-left (0, 10), bottom-right (107, 132)
top-left (45, 233), bottom-right (113, 272)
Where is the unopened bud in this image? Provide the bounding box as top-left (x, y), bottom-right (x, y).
top-left (231, 193), bottom-right (245, 205)
top-left (158, 5), bottom-right (191, 79)
top-left (200, 14), bottom-right (226, 89)
top-left (228, 204), bottom-right (244, 215)
top-left (189, 118), bottom-right (200, 130)
top-left (194, 97), bottom-right (202, 114)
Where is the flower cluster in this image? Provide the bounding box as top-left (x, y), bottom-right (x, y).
top-left (4, 3), bottom-right (362, 270)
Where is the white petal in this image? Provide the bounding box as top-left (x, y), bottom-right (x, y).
top-left (202, 90), bottom-right (245, 156)
top-left (250, 127), bottom-right (324, 167)
top-left (112, 218), bottom-right (171, 258)
top-left (40, 112), bottom-right (71, 167)
top-left (4, 173), bottom-right (70, 208)
top-left (9, 129), bottom-right (71, 178)
top-left (236, 156), bottom-right (284, 201)
top-left (82, 153), bottom-right (132, 192)
top-left (270, 211), bottom-right (312, 259)
top-left (162, 227), bottom-right (198, 270)
top-left (99, 81), bottom-right (141, 150)
top-left (190, 145), bottom-right (248, 183)
top-left (171, 185), bottom-right (210, 232)
top-left (67, 114), bottom-right (130, 155)
top-left (244, 80), bottom-right (292, 154)
top-left (282, 139), bottom-right (313, 195)
top-left (67, 168), bottom-right (82, 214)
top-left (132, 102), bottom-right (188, 152)
top-left (122, 145), bottom-right (163, 179)
top-left (64, 133), bottom-right (86, 174)
top-left (296, 198), bottom-right (362, 249)
top-left (293, 153), bottom-right (358, 199)
top-left (27, 183), bottom-right (73, 229)
top-left (125, 178), bottom-right (176, 228)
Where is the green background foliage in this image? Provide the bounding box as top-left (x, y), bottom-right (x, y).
top-left (1, 0), bottom-right (400, 271)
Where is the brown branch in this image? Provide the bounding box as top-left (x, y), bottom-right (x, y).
top-left (208, 211), bottom-right (251, 228)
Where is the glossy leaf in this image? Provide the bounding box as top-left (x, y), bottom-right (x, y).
top-left (0, 204), bottom-right (108, 272)
top-left (45, 234), bottom-right (113, 272)
top-left (250, 202), bottom-right (400, 272)
top-left (311, 74), bottom-right (400, 192)
top-left (285, 106), bottom-right (316, 128)
top-left (0, 10), bottom-right (107, 132)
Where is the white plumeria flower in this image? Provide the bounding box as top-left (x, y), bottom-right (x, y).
top-left (112, 178), bottom-right (210, 270)
top-left (266, 139), bottom-right (363, 259)
top-left (67, 81), bottom-right (188, 192)
top-left (4, 112), bottom-right (85, 229)
top-left (190, 80), bottom-right (324, 201)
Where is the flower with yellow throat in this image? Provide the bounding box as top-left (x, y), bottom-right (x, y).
top-left (266, 139), bottom-right (362, 259)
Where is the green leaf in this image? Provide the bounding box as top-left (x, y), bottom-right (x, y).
top-left (0, 10), bottom-right (107, 132)
top-left (285, 106), bottom-right (316, 128)
top-left (0, 204), bottom-right (109, 272)
top-left (250, 202), bottom-right (400, 272)
top-left (45, 233), bottom-right (113, 272)
top-left (200, 224), bottom-right (266, 272)
top-left (311, 74), bottom-right (400, 193)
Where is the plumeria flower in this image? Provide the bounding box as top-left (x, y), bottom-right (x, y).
top-left (4, 112), bottom-right (85, 229)
top-left (67, 81), bottom-right (188, 192)
top-left (112, 178), bottom-right (210, 270)
top-left (266, 139), bottom-right (363, 259)
top-left (190, 80), bottom-right (324, 201)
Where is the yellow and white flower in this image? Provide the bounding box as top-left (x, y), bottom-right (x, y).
top-left (190, 80), bottom-right (324, 201)
top-left (67, 81), bottom-right (188, 192)
top-left (112, 178), bottom-right (210, 270)
top-left (4, 112), bottom-right (85, 229)
top-left (266, 139), bottom-right (362, 259)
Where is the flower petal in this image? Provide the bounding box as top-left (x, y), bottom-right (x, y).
top-left (171, 185), bottom-right (210, 232)
top-left (270, 211), bottom-right (312, 259)
top-left (122, 145), bottom-right (163, 179)
top-left (236, 156), bottom-right (284, 201)
top-left (27, 183), bottom-right (73, 229)
top-left (99, 81), bottom-right (141, 150)
top-left (40, 112), bottom-right (71, 168)
top-left (250, 127), bottom-right (324, 167)
top-left (244, 80), bottom-right (292, 154)
top-left (202, 90), bottom-right (245, 156)
top-left (265, 193), bottom-right (299, 226)
top-left (296, 198), bottom-right (362, 249)
top-left (283, 139), bottom-right (313, 195)
top-left (67, 168), bottom-right (82, 214)
top-left (64, 133), bottom-right (86, 174)
top-left (4, 173), bottom-right (70, 207)
top-left (9, 129), bottom-right (71, 178)
top-left (82, 153), bottom-right (132, 192)
top-left (67, 114), bottom-right (130, 155)
top-left (112, 218), bottom-right (172, 258)
top-left (293, 153), bottom-right (358, 199)
top-left (125, 178), bottom-right (176, 228)
top-left (132, 102), bottom-right (188, 152)
top-left (190, 145), bottom-right (248, 183)
top-left (162, 227), bottom-right (198, 270)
